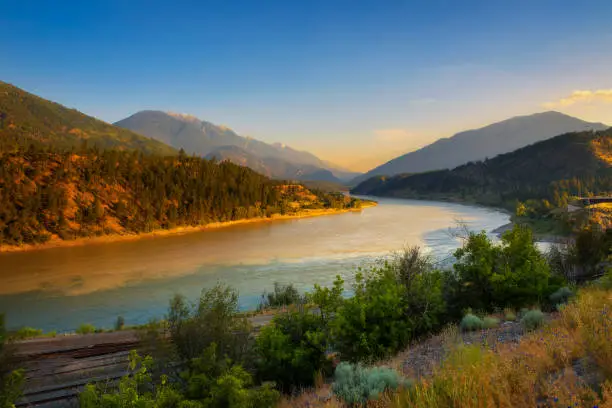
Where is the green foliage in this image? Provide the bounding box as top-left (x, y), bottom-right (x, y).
top-left (182, 343), bottom-right (279, 408)
top-left (520, 310), bottom-right (544, 331)
top-left (11, 326), bottom-right (43, 340)
top-left (255, 309), bottom-right (331, 391)
top-left (168, 284), bottom-right (250, 362)
top-left (332, 247), bottom-right (447, 362)
top-left (503, 308), bottom-right (517, 321)
top-left (80, 349), bottom-right (279, 408)
top-left (482, 317), bottom-right (500, 329)
top-left (449, 225), bottom-right (551, 313)
top-left (549, 287), bottom-right (573, 306)
top-left (460, 314), bottom-right (484, 332)
top-left (115, 316), bottom-right (125, 331)
top-left (76, 323), bottom-right (96, 334)
top-left (333, 268), bottom-right (411, 362)
top-left (261, 283), bottom-right (302, 308)
top-left (0, 314), bottom-right (24, 408)
top-left (79, 351), bottom-right (188, 408)
top-left (332, 362), bottom-right (403, 406)
top-left (307, 275), bottom-right (345, 325)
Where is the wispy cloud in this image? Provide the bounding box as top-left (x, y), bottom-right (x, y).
top-left (544, 89), bottom-right (612, 108)
top-left (373, 128), bottom-right (412, 143)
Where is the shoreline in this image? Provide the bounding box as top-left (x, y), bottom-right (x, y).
top-left (369, 193), bottom-right (569, 243)
top-left (0, 203), bottom-right (377, 254)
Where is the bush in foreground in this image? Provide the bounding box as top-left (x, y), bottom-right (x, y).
top-left (520, 310), bottom-right (544, 331)
top-left (482, 317), bottom-right (500, 329)
top-left (549, 286), bottom-right (573, 306)
top-left (332, 362), bottom-right (404, 406)
top-left (460, 314), bottom-right (484, 332)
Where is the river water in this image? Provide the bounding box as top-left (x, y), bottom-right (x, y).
top-left (0, 197), bottom-right (509, 332)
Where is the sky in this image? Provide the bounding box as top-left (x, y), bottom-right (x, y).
top-left (1, 0), bottom-right (612, 171)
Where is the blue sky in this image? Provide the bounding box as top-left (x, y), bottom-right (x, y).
top-left (2, 0), bottom-right (612, 170)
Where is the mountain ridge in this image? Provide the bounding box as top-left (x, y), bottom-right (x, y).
top-left (352, 111), bottom-right (608, 185)
top-left (352, 128), bottom-right (612, 210)
top-left (115, 110), bottom-right (359, 182)
top-left (0, 81), bottom-right (177, 156)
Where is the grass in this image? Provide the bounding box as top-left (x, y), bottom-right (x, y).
top-left (281, 286), bottom-right (612, 408)
top-left (389, 287), bottom-right (612, 408)
top-left (10, 327), bottom-right (56, 340)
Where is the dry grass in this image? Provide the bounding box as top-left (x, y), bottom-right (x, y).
top-left (282, 287), bottom-right (612, 408)
top-left (390, 287), bottom-right (612, 408)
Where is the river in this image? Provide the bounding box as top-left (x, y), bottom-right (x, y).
top-left (0, 197), bottom-right (509, 332)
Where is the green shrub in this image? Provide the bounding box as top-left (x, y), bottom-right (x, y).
top-left (12, 327), bottom-right (43, 340)
top-left (482, 317), bottom-right (500, 329)
top-left (503, 308), bottom-right (517, 321)
top-left (168, 284), bottom-right (250, 361)
top-left (333, 269), bottom-right (411, 361)
top-left (332, 362), bottom-right (403, 406)
top-left (0, 314), bottom-right (24, 408)
top-left (256, 309), bottom-right (331, 391)
top-left (115, 316), bottom-right (125, 331)
top-left (80, 350), bottom-right (279, 408)
top-left (549, 286), bottom-right (573, 306)
top-left (460, 314), bottom-right (484, 331)
top-left (76, 323), bottom-right (96, 334)
top-left (451, 226), bottom-right (551, 312)
top-left (262, 282), bottom-right (302, 308)
top-left (520, 310), bottom-right (544, 331)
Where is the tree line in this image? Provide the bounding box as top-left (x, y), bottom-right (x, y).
top-left (0, 146), bottom-right (361, 246)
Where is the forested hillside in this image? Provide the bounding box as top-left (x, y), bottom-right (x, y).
top-left (0, 81), bottom-right (176, 155)
top-left (0, 146), bottom-right (362, 247)
top-left (353, 111), bottom-right (607, 185)
top-left (353, 129), bottom-right (612, 210)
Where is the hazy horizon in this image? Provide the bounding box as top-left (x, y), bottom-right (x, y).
top-left (2, 1), bottom-right (612, 171)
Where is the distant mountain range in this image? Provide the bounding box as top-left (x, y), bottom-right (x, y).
top-left (352, 128), bottom-right (612, 210)
top-left (353, 111), bottom-right (608, 185)
top-left (0, 81), bottom-right (176, 156)
top-left (204, 145), bottom-right (341, 182)
top-left (115, 110), bottom-right (359, 183)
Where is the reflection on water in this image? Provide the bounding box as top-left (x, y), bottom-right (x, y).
top-left (0, 197), bottom-right (509, 331)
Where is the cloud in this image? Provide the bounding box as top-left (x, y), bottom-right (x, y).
top-left (544, 89), bottom-right (612, 108)
top-left (373, 128), bottom-right (412, 143)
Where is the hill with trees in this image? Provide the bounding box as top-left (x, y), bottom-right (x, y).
top-left (353, 111), bottom-right (608, 185)
top-left (0, 146), bottom-right (363, 248)
top-left (352, 128), bottom-right (612, 212)
top-left (0, 81), bottom-right (176, 156)
top-left (115, 110), bottom-right (359, 182)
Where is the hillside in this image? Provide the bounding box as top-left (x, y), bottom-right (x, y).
top-left (0, 146), bottom-right (364, 248)
top-left (0, 81), bottom-right (176, 156)
top-left (206, 145), bottom-right (342, 183)
top-left (352, 128), bottom-right (612, 210)
top-left (354, 111), bottom-right (608, 184)
top-left (115, 110), bottom-right (359, 182)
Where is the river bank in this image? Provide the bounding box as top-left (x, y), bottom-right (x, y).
top-left (0, 202), bottom-right (377, 254)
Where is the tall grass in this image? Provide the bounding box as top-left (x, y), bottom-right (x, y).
top-left (389, 287), bottom-right (612, 408)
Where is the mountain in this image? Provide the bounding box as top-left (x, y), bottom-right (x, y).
top-left (205, 145), bottom-right (342, 182)
top-left (0, 81), bottom-right (176, 155)
top-left (353, 111), bottom-right (608, 184)
top-left (352, 128), bottom-right (612, 210)
top-left (114, 110), bottom-right (359, 182)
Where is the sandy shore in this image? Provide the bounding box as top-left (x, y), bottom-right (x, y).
top-left (0, 203), bottom-right (377, 254)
